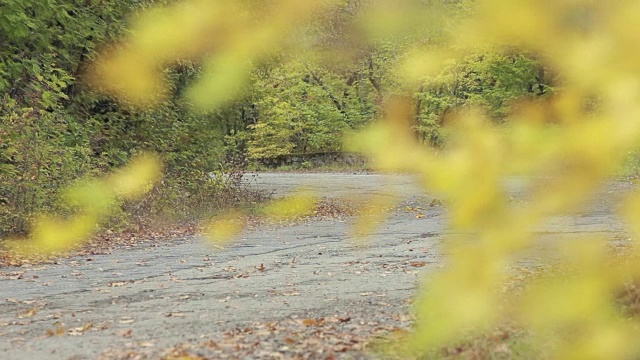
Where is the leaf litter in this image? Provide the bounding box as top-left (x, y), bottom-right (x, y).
top-left (0, 197), bottom-right (357, 268)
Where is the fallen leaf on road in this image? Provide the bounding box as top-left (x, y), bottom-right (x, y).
top-left (19, 307), bottom-right (39, 318)
top-left (302, 318), bottom-right (325, 326)
top-left (410, 261), bottom-right (427, 267)
top-left (46, 324), bottom-right (65, 337)
top-left (1, 272), bottom-right (24, 280)
top-left (166, 312), bottom-right (187, 317)
top-left (162, 350), bottom-right (206, 360)
top-left (202, 340), bottom-right (219, 349)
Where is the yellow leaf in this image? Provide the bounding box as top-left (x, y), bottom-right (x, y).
top-left (259, 189), bottom-right (317, 222)
top-left (203, 211), bottom-right (246, 245)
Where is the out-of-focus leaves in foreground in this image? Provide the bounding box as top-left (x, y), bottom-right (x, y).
top-left (203, 210), bottom-right (247, 246)
top-left (349, 1), bottom-right (640, 358)
top-left (5, 154), bottom-right (161, 256)
top-left (90, 0), bottom-right (332, 108)
top-left (203, 189), bottom-right (317, 246)
top-left (90, 0), bottom-right (640, 358)
top-left (258, 189), bottom-right (317, 222)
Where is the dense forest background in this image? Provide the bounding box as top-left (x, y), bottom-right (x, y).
top-left (0, 0), bottom-right (551, 236)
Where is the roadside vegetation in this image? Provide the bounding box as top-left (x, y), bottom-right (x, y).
top-left (0, 0), bottom-right (550, 239)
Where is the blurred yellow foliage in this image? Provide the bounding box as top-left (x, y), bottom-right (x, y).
top-left (108, 154), bottom-right (163, 199)
top-left (350, 193), bottom-right (397, 239)
top-left (350, 1), bottom-right (640, 357)
top-left (90, 0), bottom-right (332, 108)
top-left (258, 189), bottom-right (317, 222)
top-left (203, 210), bottom-right (247, 246)
top-left (6, 154), bottom-right (161, 257)
top-left (202, 189), bottom-right (316, 245)
top-left (89, 0), bottom-right (640, 358)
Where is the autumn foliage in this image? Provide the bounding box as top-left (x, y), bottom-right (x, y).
top-left (8, 0), bottom-right (640, 358)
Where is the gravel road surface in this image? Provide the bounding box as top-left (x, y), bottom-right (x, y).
top-left (0, 173), bottom-right (632, 359)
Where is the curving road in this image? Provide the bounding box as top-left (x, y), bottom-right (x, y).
top-left (0, 173), bottom-right (631, 359)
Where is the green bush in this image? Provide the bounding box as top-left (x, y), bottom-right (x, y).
top-left (0, 97), bottom-right (95, 236)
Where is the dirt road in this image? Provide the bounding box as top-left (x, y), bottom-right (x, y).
top-left (0, 173), bottom-right (631, 359)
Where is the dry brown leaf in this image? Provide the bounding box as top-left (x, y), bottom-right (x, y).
top-left (46, 324), bottom-right (65, 337)
top-left (166, 312), bottom-right (187, 317)
top-left (19, 307), bottom-right (39, 318)
top-left (202, 340), bottom-right (219, 349)
top-left (302, 318), bottom-right (318, 326)
top-left (163, 353), bottom-right (206, 360)
top-left (302, 318), bottom-right (325, 327)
